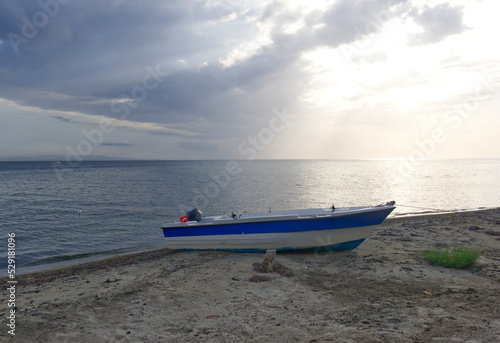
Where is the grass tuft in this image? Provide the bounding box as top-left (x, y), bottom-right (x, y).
top-left (422, 245), bottom-right (482, 268)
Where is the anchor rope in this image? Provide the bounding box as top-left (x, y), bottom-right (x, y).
top-left (396, 204), bottom-right (449, 212)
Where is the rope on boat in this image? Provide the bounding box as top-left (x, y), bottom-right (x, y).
top-left (396, 204), bottom-right (449, 212)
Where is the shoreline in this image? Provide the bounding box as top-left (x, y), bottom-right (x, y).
top-left (4, 245), bottom-right (167, 279)
top-left (3, 207), bottom-right (499, 283)
top-left (2, 207), bottom-right (499, 342)
top-left (5, 206), bottom-right (498, 279)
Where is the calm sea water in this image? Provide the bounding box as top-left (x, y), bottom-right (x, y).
top-left (1, 159), bottom-right (499, 275)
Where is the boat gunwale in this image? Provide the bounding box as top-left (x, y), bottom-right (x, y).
top-left (162, 205), bottom-right (395, 229)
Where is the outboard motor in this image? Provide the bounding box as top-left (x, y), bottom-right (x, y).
top-left (186, 208), bottom-right (202, 222)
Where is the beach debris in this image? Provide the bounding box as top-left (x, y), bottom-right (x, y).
top-left (249, 274), bottom-right (271, 282)
top-left (366, 257), bottom-right (385, 263)
top-left (231, 276), bottom-right (240, 281)
top-left (251, 250), bottom-right (293, 277)
top-left (423, 290), bottom-right (432, 295)
top-left (252, 260), bottom-right (294, 276)
top-left (468, 226), bottom-right (483, 231)
top-left (113, 328), bottom-right (130, 342)
top-left (263, 250), bottom-right (276, 272)
top-left (252, 261), bottom-right (293, 277)
top-left (206, 314), bottom-right (220, 319)
top-left (104, 278), bottom-right (121, 283)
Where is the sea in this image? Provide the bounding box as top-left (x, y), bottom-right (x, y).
top-left (1, 159), bottom-right (499, 276)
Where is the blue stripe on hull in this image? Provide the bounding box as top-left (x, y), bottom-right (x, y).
top-left (162, 207), bottom-right (393, 238)
top-left (168, 238), bottom-right (366, 252)
top-left (294, 238), bottom-right (366, 252)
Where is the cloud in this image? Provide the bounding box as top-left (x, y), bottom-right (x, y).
top-left (408, 3), bottom-right (468, 46)
top-left (51, 115), bottom-right (77, 123)
top-left (101, 142), bottom-right (132, 147)
top-left (177, 141), bottom-right (219, 153)
top-left (0, 0), bottom-right (497, 159)
top-left (0, 0), bottom-right (409, 132)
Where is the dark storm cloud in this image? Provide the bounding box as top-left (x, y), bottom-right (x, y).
top-left (0, 0), bottom-right (258, 127)
top-left (408, 3), bottom-right (468, 46)
top-left (1, 0), bottom-right (452, 143)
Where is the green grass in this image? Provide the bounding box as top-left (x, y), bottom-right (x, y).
top-left (422, 245), bottom-right (482, 268)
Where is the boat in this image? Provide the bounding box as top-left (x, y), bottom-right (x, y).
top-left (161, 201), bottom-right (395, 252)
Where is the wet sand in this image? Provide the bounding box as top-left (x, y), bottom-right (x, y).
top-left (2, 208), bottom-right (500, 342)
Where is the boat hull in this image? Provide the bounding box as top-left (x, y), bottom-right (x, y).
top-left (162, 205), bottom-right (395, 252)
top-left (162, 226), bottom-right (375, 252)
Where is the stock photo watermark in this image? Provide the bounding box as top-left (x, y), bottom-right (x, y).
top-left (177, 107), bottom-right (294, 213)
top-left (209, 0), bottom-right (245, 19)
top-left (6, 233), bottom-right (17, 336)
top-left (7, 0), bottom-right (71, 54)
top-left (313, 234), bottom-right (342, 260)
top-left (52, 65), bottom-right (168, 178)
top-left (340, 6), bottom-right (392, 61)
top-left (237, 108), bottom-right (294, 160)
top-left (398, 73), bottom-right (496, 178)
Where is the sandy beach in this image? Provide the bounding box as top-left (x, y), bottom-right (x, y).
top-left (2, 208), bottom-right (500, 342)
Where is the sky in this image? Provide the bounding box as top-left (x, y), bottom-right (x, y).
top-left (0, 0), bottom-right (499, 161)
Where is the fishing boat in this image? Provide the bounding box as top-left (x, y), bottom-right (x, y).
top-left (161, 201), bottom-right (395, 252)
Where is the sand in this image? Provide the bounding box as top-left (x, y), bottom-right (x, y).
top-left (2, 208), bottom-right (500, 342)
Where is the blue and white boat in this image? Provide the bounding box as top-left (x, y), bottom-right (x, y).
top-left (162, 202), bottom-right (395, 252)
